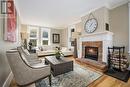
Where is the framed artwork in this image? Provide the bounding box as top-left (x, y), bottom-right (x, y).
top-left (3, 0), bottom-right (17, 42)
top-left (53, 34), bottom-right (60, 43)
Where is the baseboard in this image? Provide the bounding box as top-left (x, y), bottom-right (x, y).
top-left (2, 72), bottom-right (13, 87)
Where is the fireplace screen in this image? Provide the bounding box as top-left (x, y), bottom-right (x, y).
top-left (85, 46), bottom-right (98, 61)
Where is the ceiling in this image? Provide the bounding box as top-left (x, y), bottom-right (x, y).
top-left (14, 0), bottom-right (128, 29)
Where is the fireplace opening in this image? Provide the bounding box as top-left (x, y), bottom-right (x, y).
top-left (85, 46), bottom-right (98, 61)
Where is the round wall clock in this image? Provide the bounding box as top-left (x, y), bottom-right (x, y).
top-left (84, 18), bottom-right (98, 33)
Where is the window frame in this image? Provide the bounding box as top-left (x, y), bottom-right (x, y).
top-left (27, 26), bottom-right (39, 47)
top-left (40, 27), bottom-right (51, 46)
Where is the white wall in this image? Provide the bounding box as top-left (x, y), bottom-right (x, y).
top-left (0, 14), bottom-right (21, 87)
top-left (109, 3), bottom-right (129, 61)
top-left (81, 7), bottom-right (109, 35)
top-left (61, 28), bottom-right (68, 47)
top-left (51, 28), bottom-right (62, 47)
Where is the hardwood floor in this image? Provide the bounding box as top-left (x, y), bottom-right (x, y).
top-left (10, 56), bottom-right (130, 87)
top-left (73, 57), bottom-right (130, 87)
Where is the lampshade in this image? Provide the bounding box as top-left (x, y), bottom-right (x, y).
top-left (21, 32), bottom-right (28, 40)
top-left (71, 32), bottom-right (81, 38)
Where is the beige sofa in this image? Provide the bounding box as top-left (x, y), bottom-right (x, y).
top-left (36, 46), bottom-right (73, 57)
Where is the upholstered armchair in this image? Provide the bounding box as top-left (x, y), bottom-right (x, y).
top-left (6, 50), bottom-right (51, 86)
top-left (17, 46), bottom-right (42, 65)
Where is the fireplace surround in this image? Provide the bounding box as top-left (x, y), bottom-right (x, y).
top-left (78, 31), bottom-right (113, 63)
top-left (77, 31), bottom-right (113, 72)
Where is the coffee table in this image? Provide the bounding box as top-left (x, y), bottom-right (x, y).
top-left (45, 56), bottom-right (73, 76)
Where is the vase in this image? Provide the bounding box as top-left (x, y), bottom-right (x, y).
top-left (56, 55), bottom-right (60, 59)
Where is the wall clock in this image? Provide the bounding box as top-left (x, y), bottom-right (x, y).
top-left (84, 14), bottom-right (98, 33)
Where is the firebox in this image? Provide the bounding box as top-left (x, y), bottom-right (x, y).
top-left (85, 46), bottom-right (98, 61)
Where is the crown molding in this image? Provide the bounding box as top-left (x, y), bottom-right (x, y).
top-left (108, 0), bottom-right (129, 9)
top-left (68, 20), bottom-right (82, 27)
top-left (80, 5), bottom-right (107, 18)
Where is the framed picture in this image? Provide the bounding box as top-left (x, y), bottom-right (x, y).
top-left (3, 0), bottom-right (17, 42)
top-left (53, 34), bottom-right (60, 43)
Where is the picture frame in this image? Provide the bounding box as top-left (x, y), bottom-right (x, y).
top-left (53, 34), bottom-right (60, 43)
top-left (3, 0), bottom-right (17, 42)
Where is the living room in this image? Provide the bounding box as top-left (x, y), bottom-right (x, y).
top-left (0, 0), bottom-right (130, 87)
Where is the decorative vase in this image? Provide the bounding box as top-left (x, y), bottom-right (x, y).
top-left (56, 55), bottom-right (60, 59)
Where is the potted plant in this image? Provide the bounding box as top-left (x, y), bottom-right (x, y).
top-left (55, 47), bottom-right (64, 59)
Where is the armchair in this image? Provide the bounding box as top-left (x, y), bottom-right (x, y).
top-left (17, 46), bottom-right (42, 65)
top-left (6, 50), bottom-right (51, 86)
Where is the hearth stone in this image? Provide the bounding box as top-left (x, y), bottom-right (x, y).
top-left (76, 58), bottom-right (107, 72)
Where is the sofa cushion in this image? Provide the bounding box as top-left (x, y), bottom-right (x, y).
top-left (61, 47), bottom-right (68, 51)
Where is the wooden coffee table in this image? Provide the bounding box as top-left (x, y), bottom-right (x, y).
top-left (45, 56), bottom-right (73, 76)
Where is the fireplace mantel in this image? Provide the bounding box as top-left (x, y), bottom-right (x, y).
top-left (78, 31), bottom-right (114, 63)
top-left (81, 31), bottom-right (113, 38)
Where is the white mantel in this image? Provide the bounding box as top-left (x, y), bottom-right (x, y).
top-left (78, 31), bottom-right (113, 63)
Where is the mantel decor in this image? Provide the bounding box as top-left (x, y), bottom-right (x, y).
top-left (53, 34), bottom-right (60, 43)
top-left (84, 13), bottom-right (98, 33)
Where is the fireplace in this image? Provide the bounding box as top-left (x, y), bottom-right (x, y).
top-left (85, 46), bottom-right (98, 61)
top-left (82, 41), bottom-right (102, 62)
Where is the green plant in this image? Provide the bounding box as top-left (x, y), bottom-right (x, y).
top-left (55, 47), bottom-right (64, 58)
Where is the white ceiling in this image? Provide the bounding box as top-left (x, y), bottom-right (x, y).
top-left (14, 0), bottom-right (128, 29)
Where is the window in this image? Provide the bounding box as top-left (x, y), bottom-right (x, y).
top-left (30, 39), bottom-right (37, 47)
top-left (41, 28), bottom-right (50, 45)
top-left (27, 26), bottom-right (50, 47)
top-left (28, 26), bottom-right (39, 47)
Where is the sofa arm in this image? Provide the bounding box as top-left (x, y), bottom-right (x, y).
top-left (29, 59), bottom-right (42, 65)
top-left (17, 64), bottom-right (51, 85)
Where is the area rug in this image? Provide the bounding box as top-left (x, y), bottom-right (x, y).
top-left (36, 64), bottom-right (102, 87)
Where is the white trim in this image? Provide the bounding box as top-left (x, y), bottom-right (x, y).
top-left (81, 31), bottom-right (114, 37)
top-left (108, 0), bottom-right (129, 10)
top-left (27, 26), bottom-right (40, 46)
top-left (79, 1), bottom-right (128, 19)
top-left (40, 27), bottom-right (51, 45)
top-left (68, 20), bottom-right (82, 26)
top-left (80, 5), bottom-right (107, 17)
top-left (2, 72), bottom-right (13, 87)
top-left (79, 31), bottom-right (113, 63)
top-left (128, 2), bottom-right (130, 55)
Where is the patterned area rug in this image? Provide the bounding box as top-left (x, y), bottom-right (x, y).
top-left (36, 64), bottom-right (102, 87)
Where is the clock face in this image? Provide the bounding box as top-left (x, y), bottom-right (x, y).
top-left (84, 18), bottom-right (98, 33)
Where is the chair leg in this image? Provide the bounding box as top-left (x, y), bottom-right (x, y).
top-left (49, 75), bottom-right (51, 86)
